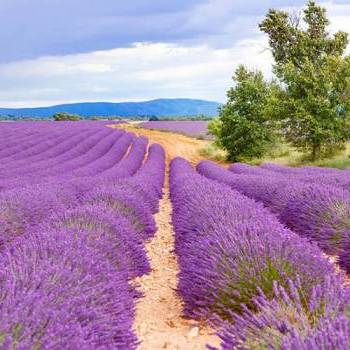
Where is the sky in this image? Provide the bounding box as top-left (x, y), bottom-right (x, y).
top-left (1, 0), bottom-right (350, 107)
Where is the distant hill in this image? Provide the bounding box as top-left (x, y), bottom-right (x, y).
top-left (0, 99), bottom-right (220, 118)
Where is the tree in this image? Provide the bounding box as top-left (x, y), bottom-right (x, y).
top-left (213, 65), bottom-right (277, 162)
top-left (260, 1), bottom-right (350, 159)
top-left (53, 112), bottom-right (81, 121)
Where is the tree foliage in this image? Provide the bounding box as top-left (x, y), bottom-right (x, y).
top-left (260, 0), bottom-right (350, 159)
top-left (213, 65), bottom-right (277, 162)
top-left (53, 112), bottom-right (81, 121)
top-left (215, 1), bottom-right (350, 161)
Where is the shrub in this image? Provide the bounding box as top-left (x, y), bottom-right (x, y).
top-left (0, 229), bottom-right (137, 349)
top-left (282, 315), bottom-right (350, 350)
top-left (213, 276), bottom-right (350, 350)
top-left (53, 112), bottom-right (81, 121)
top-left (85, 185), bottom-right (156, 240)
top-left (170, 157), bottom-right (338, 322)
top-left (198, 160), bottom-right (350, 256)
top-left (47, 204), bottom-right (150, 278)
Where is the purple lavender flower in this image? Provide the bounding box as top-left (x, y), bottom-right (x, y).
top-left (214, 276), bottom-right (350, 350)
top-left (140, 120), bottom-right (212, 139)
top-left (47, 203), bottom-right (151, 278)
top-left (170, 157), bottom-right (339, 323)
top-left (198, 160), bottom-right (350, 257)
top-left (0, 229), bottom-right (138, 349)
top-left (0, 121), bottom-right (166, 349)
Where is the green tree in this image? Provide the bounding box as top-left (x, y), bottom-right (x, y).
top-left (53, 112), bottom-right (81, 121)
top-left (260, 0), bottom-right (350, 159)
top-left (214, 65), bottom-right (277, 162)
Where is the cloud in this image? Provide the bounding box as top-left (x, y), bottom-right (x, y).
top-left (1, 0), bottom-right (350, 107)
top-left (0, 0), bottom-right (315, 62)
top-left (0, 0), bottom-right (202, 62)
top-left (324, 1), bottom-right (350, 37)
top-left (0, 39), bottom-right (272, 107)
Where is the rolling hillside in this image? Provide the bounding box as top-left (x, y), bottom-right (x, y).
top-left (0, 98), bottom-right (220, 118)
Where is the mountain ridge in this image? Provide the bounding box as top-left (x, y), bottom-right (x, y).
top-left (0, 98), bottom-right (221, 118)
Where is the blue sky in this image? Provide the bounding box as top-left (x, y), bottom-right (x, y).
top-left (1, 0), bottom-right (350, 107)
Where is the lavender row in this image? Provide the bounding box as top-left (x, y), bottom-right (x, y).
top-left (170, 158), bottom-right (339, 318)
top-left (230, 162), bottom-right (350, 190)
top-left (0, 126), bottom-right (92, 164)
top-left (0, 128), bottom-right (117, 178)
top-left (0, 228), bottom-right (138, 349)
top-left (0, 129), bottom-right (78, 162)
top-left (170, 158), bottom-right (350, 349)
top-left (0, 179), bottom-right (164, 347)
top-left (0, 127), bottom-right (103, 170)
top-left (260, 162), bottom-right (348, 175)
top-left (69, 132), bottom-right (134, 177)
top-left (198, 160), bottom-right (350, 271)
top-left (0, 121), bottom-right (120, 163)
top-left (0, 132), bottom-right (149, 192)
top-left (0, 122), bottom-right (165, 348)
top-left (0, 121), bottom-right (106, 160)
top-left (0, 131), bottom-right (139, 191)
top-left (0, 121), bottom-right (79, 146)
top-left (0, 139), bottom-right (164, 244)
top-left (140, 120), bottom-right (212, 139)
top-left (0, 137), bottom-right (165, 248)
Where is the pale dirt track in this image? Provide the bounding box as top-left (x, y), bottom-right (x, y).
top-left (115, 123), bottom-right (211, 165)
top-left (113, 124), bottom-right (221, 349)
top-left (110, 124), bottom-right (350, 349)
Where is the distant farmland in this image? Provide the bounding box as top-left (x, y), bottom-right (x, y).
top-left (140, 120), bottom-right (212, 139)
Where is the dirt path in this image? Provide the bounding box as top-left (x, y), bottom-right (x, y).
top-left (114, 124), bottom-right (221, 349)
top-left (114, 123), bottom-right (211, 165)
top-left (133, 182), bottom-right (220, 349)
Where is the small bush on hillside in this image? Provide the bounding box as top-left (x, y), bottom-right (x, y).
top-left (53, 112), bottom-right (81, 121)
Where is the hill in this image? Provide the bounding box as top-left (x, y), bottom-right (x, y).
top-left (0, 99), bottom-right (220, 118)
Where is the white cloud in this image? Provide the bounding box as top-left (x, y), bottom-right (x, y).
top-left (324, 2), bottom-right (350, 41)
top-left (0, 39), bottom-right (272, 107)
top-left (1, 0), bottom-right (350, 108)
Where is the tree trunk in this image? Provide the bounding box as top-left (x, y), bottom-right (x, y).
top-left (311, 142), bottom-right (320, 161)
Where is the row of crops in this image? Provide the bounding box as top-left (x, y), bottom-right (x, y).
top-left (2, 120), bottom-right (350, 349)
top-left (0, 121), bottom-right (165, 348)
top-left (170, 157), bottom-right (350, 349)
top-left (140, 120), bottom-right (211, 139)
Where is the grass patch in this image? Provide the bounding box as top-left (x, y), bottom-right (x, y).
top-left (312, 154), bottom-right (350, 169)
top-left (246, 142), bottom-right (350, 169)
top-left (199, 143), bottom-right (227, 163)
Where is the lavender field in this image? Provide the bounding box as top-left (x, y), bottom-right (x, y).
top-left (140, 120), bottom-right (212, 139)
top-left (0, 121), bottom-right (165, 349)
top-left (1, 121), bottom-right (350, 349)
top-left (171, 158), bottom-right (350, 349)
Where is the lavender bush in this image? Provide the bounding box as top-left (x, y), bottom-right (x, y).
top-left (47, 203), bottom-right (151, 278)
top-left (198, 160), bottom-right (350, 257)
top-left (281, 316), bottom-right (350, 350)
top-left (213, 276), bottom-right (350, 350)
top-left (170, 157), bottom-right (339, 323)
top-left (0, 229), bottom-right (138, 349)
top-left (84, 184), bottom-right (157, 240)
top-left (140, 120), bottom-right (212, 139)
top-left (0, 121), bottom-right (166, 348)
top-left (258, 162), bottom-right (350, 190)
